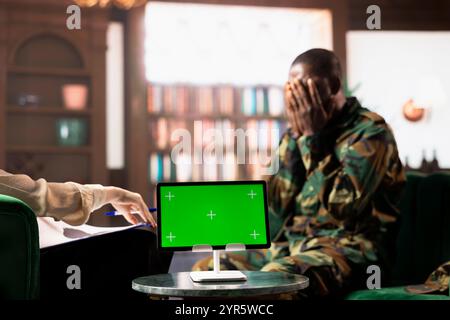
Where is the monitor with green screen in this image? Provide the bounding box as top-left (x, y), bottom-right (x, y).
top-left (157, 181), bottom-right (270, 251)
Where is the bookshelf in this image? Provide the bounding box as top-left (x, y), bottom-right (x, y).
top-left (0, 2), bottom-right (108, 185)
top-left (145, 84), bottom-right (287, 202)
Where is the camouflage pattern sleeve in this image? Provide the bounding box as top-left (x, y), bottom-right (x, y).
top-left (267, 129), bottom-right (306, 240)
top-left (297, 118), bottom-right (397, 222)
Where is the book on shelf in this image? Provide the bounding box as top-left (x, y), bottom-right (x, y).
top-left (176, 86), bottom-right (189, 114)
top-left (163, 86), bottom-right (175, 113)
top-left (149, 118), bottom-right (188, 149)
top-left (268, 87), bottom-right (284, 116)
top-left (147, 85), bottom-right (162, 113)
top-left (175, 153), bottom-right (193, 182)
top-left (203, 160), bottom-right (218, 181)
top-left (217, 87), bottom-right (235, 115)
top-left (199, 87), bottom-right (214, 114)
top-left (221, 152), bottom-right (237, 180)
top-left (241, 86), bottom-right (284, 116)
top-left (241, 87), bottom-right (256, 115)
top-left (149, 153), bottom-right (162, 183)
top-left (148, 153), bottom-right (176, 183)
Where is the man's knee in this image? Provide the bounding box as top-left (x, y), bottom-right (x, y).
top-left (261, 258), bottom-right (294, 273)
top-left (260, 252), bottom-right (336, 276)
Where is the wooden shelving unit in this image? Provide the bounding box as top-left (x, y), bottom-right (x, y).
top-left (7, 66), bottom-right (91, 77)
top-left (7, 106), bottom-right (92, 116)
top-left (0, 1), bottom-right (108, 185)
top-left (6, 146), bottom-right (92, 155)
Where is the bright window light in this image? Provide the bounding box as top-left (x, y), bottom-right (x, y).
top-left (145, 2), bottom-right (332, 85)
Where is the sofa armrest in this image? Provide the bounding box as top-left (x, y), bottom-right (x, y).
top-left (0, 194), bottom-right (40, 299)
top-left (345, 286), bottom-right (450, 300)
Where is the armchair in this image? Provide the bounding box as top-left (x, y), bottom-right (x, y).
top-left (0, 194), bottom-right (40, 299)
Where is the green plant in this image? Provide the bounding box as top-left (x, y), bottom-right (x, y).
top-left (343, 78), bottom-right (361, 97)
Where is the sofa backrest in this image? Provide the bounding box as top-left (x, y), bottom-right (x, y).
top-left (0, 195), bottom-right (40, 299)
top-left (392, 172), bottom-right (450, 286)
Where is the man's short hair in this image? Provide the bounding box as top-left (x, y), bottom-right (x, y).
top-left (291, 48), bottom-right (342, 93)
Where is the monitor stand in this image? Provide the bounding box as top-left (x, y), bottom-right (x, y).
top-left (190, 250), bottom-right (247, 282)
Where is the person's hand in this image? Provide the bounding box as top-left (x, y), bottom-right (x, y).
top-left (285, 78), bottom-right (335, 137)
top-left (104, 187), bottom-right (157, 227)
top-left (285, 82), bottom-right (302, 138)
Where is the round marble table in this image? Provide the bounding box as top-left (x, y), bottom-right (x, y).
top-left (132, 271), bottom-right (309, 298)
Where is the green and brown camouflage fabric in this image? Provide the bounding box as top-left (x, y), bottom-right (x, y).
top-left (406, 261), bottom-right (450, 295)
top-left (193, 97), bottom-right (405, 298)
top-left (422, 261), bottom-right (450, 294)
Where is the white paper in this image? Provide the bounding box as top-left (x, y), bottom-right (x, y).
top-left (38, 217), bottom-right (145, 249)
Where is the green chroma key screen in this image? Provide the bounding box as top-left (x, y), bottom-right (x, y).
top-left (157, 181), bottom-right (270, 250)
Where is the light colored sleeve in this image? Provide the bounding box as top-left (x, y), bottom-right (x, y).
top-left (0, 169), bottom-right (107, 226)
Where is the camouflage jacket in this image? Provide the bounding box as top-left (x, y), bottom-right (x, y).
top-left (268, 97), bottom-right (406, 264)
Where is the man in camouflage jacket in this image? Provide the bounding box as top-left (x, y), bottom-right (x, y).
top-left (193, 48), bottom-right (405, 298)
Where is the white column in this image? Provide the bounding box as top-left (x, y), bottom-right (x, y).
top-left (106, 22), bottom-right (125, 169)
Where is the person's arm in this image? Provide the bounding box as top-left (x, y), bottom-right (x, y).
top-left (267, 130), bottom-right (306, 240)
top-left (0, 170), bottom-right (156, 227)
top-left (298, 125), bottom-right (399, 221)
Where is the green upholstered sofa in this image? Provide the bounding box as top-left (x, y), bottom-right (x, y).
top-left (0, 195), bottom-right (40, 299)
top-left (346, 172), bottom-right (450, 300)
